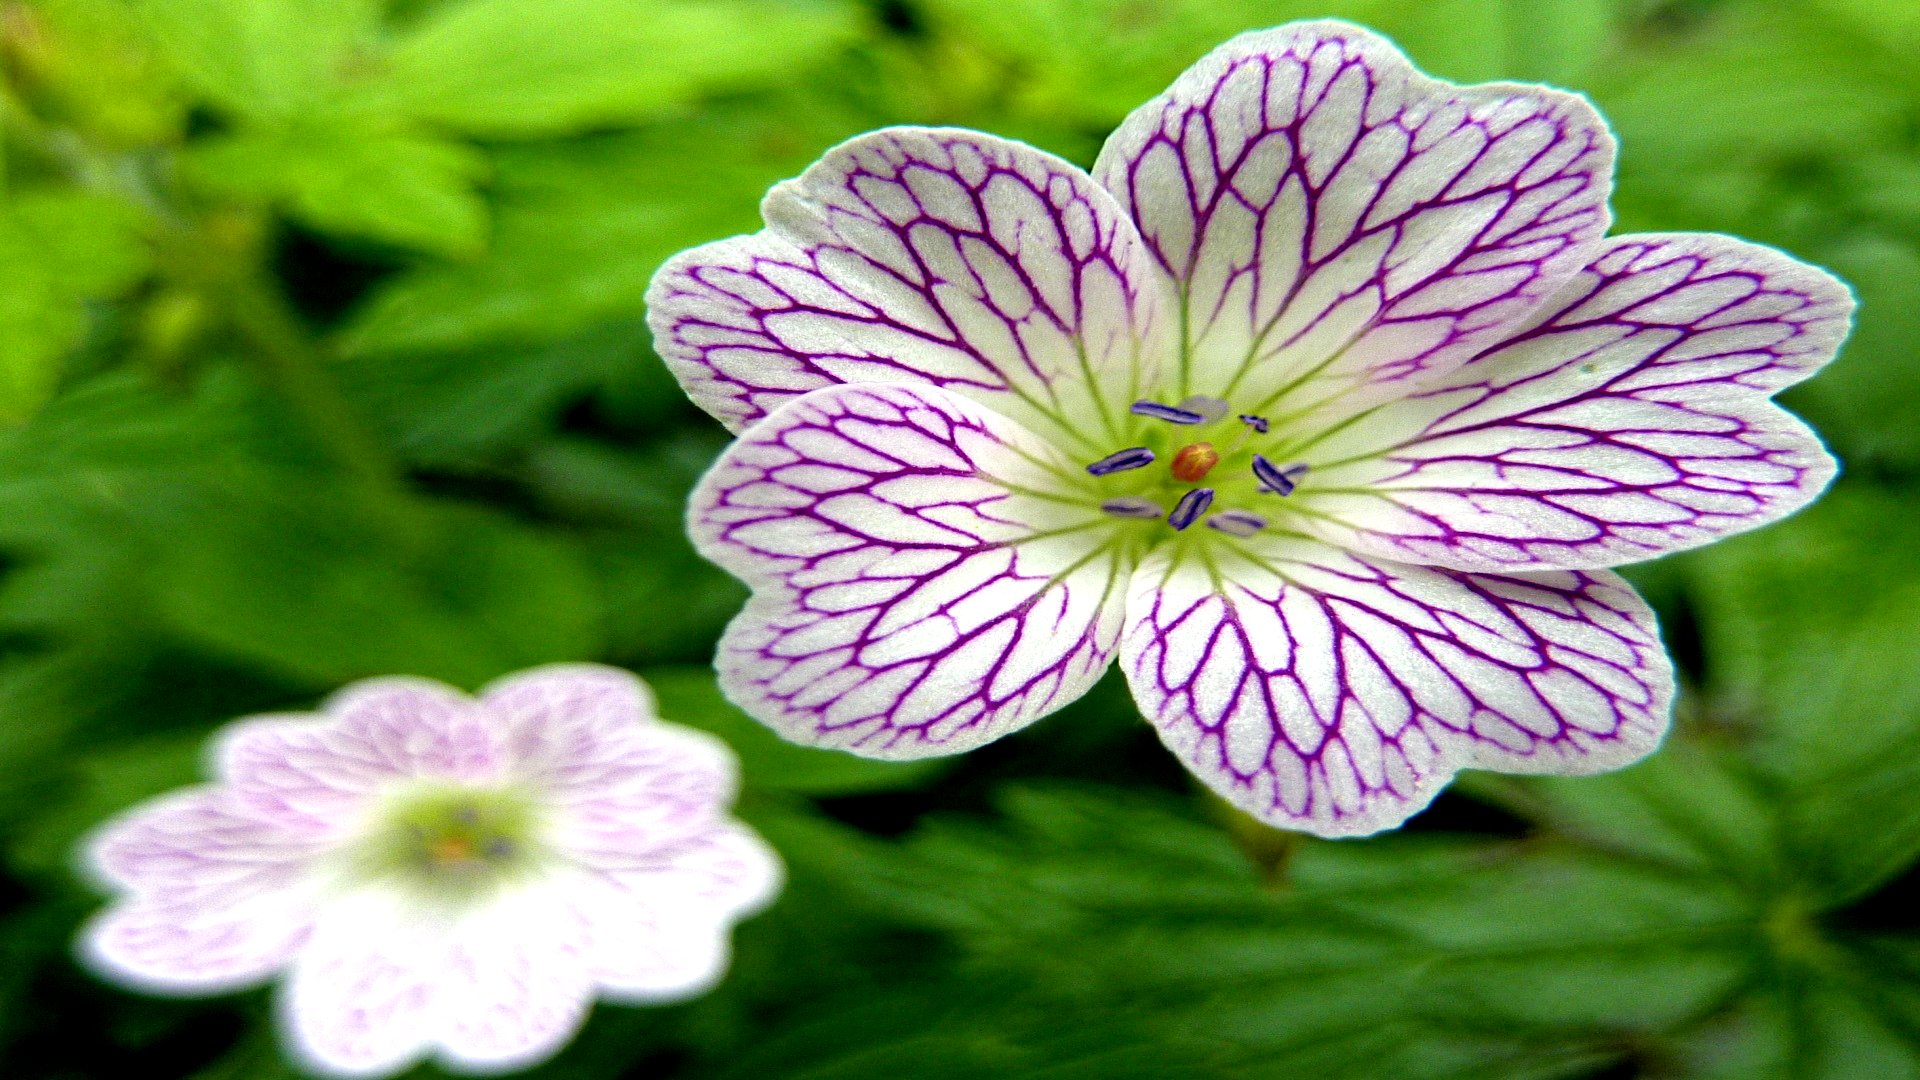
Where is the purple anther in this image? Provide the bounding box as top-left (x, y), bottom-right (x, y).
top-left (1085, 446), bottom-right (1156, 476)
top-left (1131, 400), bottom-right (1208, 425)
top-left (1100, 496), bottom-right (1165, 519)
top-left (1167, 488), bottom-right (1214, 531)
top-left (1238, 414), bottom-right (1270, 434)
top-left (1177, 395), bottom-right (1230, 421)
top-left (1206, 510), bottom-right (1268, 538)
top-left (1252, 455), bottom-right (1309, 496)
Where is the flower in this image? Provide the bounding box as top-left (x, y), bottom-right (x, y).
top-left (77, 665), bottom-right (781, 1077)
top-left (646, 21), bottom-right (1852, 837)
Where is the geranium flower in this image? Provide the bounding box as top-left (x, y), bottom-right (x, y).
top-left (647, 21), bottom-right (1851, 837)
top-left (77, 665), bottom-right (780, 1077)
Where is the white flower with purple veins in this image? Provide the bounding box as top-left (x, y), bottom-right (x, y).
top-left (647, 21), bottom-right (1852, 837)
top-left (78, 665), bottom-right (780, 1077)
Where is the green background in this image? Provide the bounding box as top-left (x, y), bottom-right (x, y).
top-left (4, 0), bottom-right (1919, 1076)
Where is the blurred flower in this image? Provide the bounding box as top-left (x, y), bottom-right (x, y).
top-left (77, 665), bottom-right (781, 1077)
top-left (647, 20), bottom-right (1852, 836)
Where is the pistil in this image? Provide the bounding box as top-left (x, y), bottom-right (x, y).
top-left (1169, 442), bottom-right (1219, 482)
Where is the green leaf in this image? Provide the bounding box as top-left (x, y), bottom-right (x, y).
top-left (134, 0), bottom-right (381, 120)
top-left (1590, 8), bottom-right (1907, 168)
top-left (340, 98), bottom-right (868, 354)
top-left (361, 0), bottom-right (862, 137)
top-left (152, 493), bottom-right (604, 688)
top-left (1366, 0), bottom-right (1617, 84)
top-left (183, 121), bottom-right (488, 255)
top-left (644, 667), bottom-right (945, 795)
top-left (334, 320), bottom-right (667, 468)
top-left (0, 192), bottom-right (151, 422)
top-left (1462, 739), bottom-right (1787, 888)
top-left (1684, 487), bottom-right (1920, 903)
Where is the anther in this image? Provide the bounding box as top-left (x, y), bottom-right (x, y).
top-left (1169, 442), bottom-right (1219, 483)
top-left (1086, 447), bottom-right (1155, 476)
top-left (1178, 395), bottom-right (1230, 421)
top-left (1167, 488), bottom-right (1214, 531)
top-left (1131, 400), bottom-right (1208, 425)
top-left (1238, 414), bottom-right (1269, 434)
top-left (1206, 510), bottom-right (1268, 538)
top-left (1251, 455), bottom-right (1310, 496)
top-left (1101, 496), bottom-right (1165, 519)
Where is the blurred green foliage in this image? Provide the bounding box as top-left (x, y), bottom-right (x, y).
top-left (2, 0), bottom-right (1919, 1077)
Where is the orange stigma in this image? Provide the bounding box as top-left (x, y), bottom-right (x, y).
top-left (1170, 442), bottom-right (1219, 483)
top-left (430, 835), bottom-right (476, 864)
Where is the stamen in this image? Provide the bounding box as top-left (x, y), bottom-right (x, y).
top-left (1225, 413), bottom-right (1270, 455)
top-left (1177, 395), bottom-right (1230, 421)
top-left (1169, 442), bottom-right (1219, 482)
top-left (1101, 496), bottom-right (1165, 518)
top-left (1130, 400), bottom-right (1208, 425)
top-left (1086, 446), bottom-right (1155, 476)
top-left (1251, 455), bottom-right (1310, 496)
top-left (1167, 488), bottom-right (1214, 531)
top-left (1206, 510), bottom-right (1268, 538)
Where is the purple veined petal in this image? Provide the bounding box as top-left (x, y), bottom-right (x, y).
top-left (647, 126), bottom-right (1178, 454)
top-left (1092, 20), bottom-right (1613, 424)
top-left (79, 789), bottom-right (322, 993)
top-left (281, 884), bottom-right (595, 1078)
top-left (688, 382), bottom-right (1131, 760)
top-left (215, 679), bottom-right (505, 830)
top-left (481, 663), bottom-right (737, 841)
top-left (537, 722), bottom-right (743, 860)
top-left (1119, 535), bottom-right (1672, 837)
top-left (560, 824), bottom-right (783, 1002)
top-left (435, 887), bottom-right (600, 1074)
top-left (280, 888), bottom-right (444, 1077)
top-left (1294, 234), bottom-right (1854, 571)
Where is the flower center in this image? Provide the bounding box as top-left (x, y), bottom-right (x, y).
top-left (358, 784), bottom-right (539, 899)
top-left (1079, 397), bottom-right (1310, 537)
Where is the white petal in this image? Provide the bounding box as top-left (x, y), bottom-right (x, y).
top-left (690, 383), bottom-right (1128, 759)
top-left (1094, 19), bottom-right (1612, 428)
top-left (1296, 234), bottom-right (1853, 570)
top-left (79, 789), bottom-right (321, 993)
top-left (1120, 535), bottom-right (1672, 836)
top-left (648, 127), bottom-right (1177, 454)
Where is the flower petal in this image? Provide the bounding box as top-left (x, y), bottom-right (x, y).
top-left (566, 824), bottom-right (782, 1001)
top-left (537, 723), bottom-right (742, 860)
top-left (437, 888), bottom-right (598, 1073)
top-left (281, 889), bottom-right (443, 1077)
top-left (647, 127), bottom-right (1176, 454)
top-left (283, 885), bottom-right (595, 1077)
top-left (216, 678), bottom-right (505, 829)
top-left (80, 789), bottom-right (320, 993)
top-left (1292, 234), bottom-right (1852, 571)
top-left (482, 663), bottom-right (732, 818)
top-left (690, 383), bottom-right (1128, 759)
top-left (1093, 20), bottom-right (1612, 422)
top-left (1120, 537), bottom-right (1672, 837)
